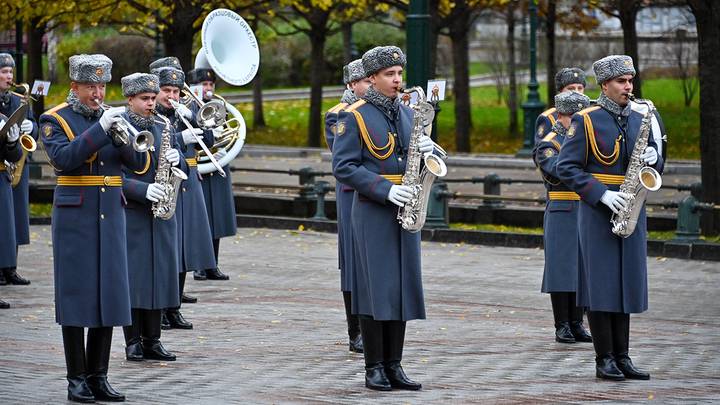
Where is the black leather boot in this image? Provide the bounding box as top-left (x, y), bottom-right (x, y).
top-left (0, 269), bottom-right (7, 285)
top-left (384, 321), bottom-right (421, 390)
top-left (0, 298), bottom-right (9, 309)
top-left (612, 313), bottom-right (650, 380)
top-left (160, 310), bottom-right (171, 330)
top-left (62, 326), bottom-right (95, 403)
top-left (359, 318), bottom-right (391, 391)
top-left (587, 311), bottom-right (624, 381)
top-left (193, 269), bottom-right (207, 280)
top-left (166, 309), bottom-right (193, 329)
top-left (3, 267), bottom-right (30, 285)
top-left (181, 294), bottom-right (197, 303)
top-left (179, 272), bottom-right (197, 303)
top-left (569, 295), bottom-right (592, 342)
top-left (141, 309), bottom-right (176, 361)
top-left (343, 292), bottom-right (363, 353)
top-left (205, 267), bottom-right (229, 280)
top-left (123, 309), bottom-right (143, 361)
top-left (86, 327), bottom-right (125, 402)
top-left (551, 293), bottom-right (575, 343)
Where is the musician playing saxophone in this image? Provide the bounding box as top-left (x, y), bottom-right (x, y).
top-left (0, 52), bottom-right (36, 286)
top-left (556, 55), bottom-right (665, 381)
top-left (119, 73), bottom-right (187, 363)
top-left (332, 46), bottom-right (435, 392)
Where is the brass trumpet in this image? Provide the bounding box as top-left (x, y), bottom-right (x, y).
top-left (94, 99), bottom-right (155, 153)
top-left (181, 83), bottom-right (226, 129)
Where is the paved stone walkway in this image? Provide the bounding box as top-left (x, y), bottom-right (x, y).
top-left (1, 226), bottom-right (719, 404)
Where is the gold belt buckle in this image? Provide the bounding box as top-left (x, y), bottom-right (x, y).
top-left (103, 176), bottom-right (111, 186)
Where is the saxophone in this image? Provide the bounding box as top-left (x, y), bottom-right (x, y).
top-left (610, 94), bottom-right (662, 238)
top-left (4, 83), bottom-right (37, 187)
top-left (151, 112), bottom-right (188, 220)
top-left (397, 87), bottom-right (448, 233)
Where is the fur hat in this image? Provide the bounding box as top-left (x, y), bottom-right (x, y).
top-left (186, 68), bottom-right (216, 85)
top-left (0, 53), bottom-right (15, 70)
top-left (69, 54), bottom-right (112, 83)
top-left (149, 56), bottom-right (182, 71)
top-left (361, 46), bottom-right (406, 76)
top-left (592, 55), bottom-right (636, 84)
top-left (121, 73), bottom-right (160, 97)
top-left (152, 67), bottom-right (185, 88)
top-left (343, 59), bottom-right (366, 85)
top-left (554, 91), bottom-right (590, 115)
top-left (555, 67), bottom-right (586, 92)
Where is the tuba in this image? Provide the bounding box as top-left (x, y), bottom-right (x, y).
top-left (397, 87), bottom-right (448, 233)
top-left (3, 83), bottom-right (37, 187)
top-left (192, 8), bottom-right (258, 175)
top-left (610, 94), bottom-right (662, 238)
top-left (151, 112), bottom-right (188, 220)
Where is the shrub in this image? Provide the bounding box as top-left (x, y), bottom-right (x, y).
top-left (92, 35), bottom-right (155, 83)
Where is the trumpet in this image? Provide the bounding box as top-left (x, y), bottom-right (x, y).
top-left (181, 84), bottom-right (226, 129)
top-left (94, 99), bottom-right (155, 153)
top-left (168, 99), bottom-right (226, 177)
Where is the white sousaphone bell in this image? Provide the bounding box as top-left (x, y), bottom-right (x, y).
top-left (193, 8), bottom-right (259, 175)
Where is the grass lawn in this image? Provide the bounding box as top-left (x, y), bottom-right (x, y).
top-left (40, 77), bottom-right (699, 160)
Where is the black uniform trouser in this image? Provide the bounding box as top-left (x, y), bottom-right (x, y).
top-left (212, 238), bottom-right (220, 266)
top-left (586, 311), bottom-right (631, 360)
top-left (167, 272), bottom-right (187, 313)
top-left (550, 292), bottom-right (584, 325)
top-left (342, 292), bottom-right (361, 340)
top-left (122, 309), bottom-right (163, 346)
top-left (62, 326), bottom-right (113, 380)
top-left (359, 319), bottom-right (406, 368)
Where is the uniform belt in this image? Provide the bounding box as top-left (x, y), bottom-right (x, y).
top-left (185, 157), bottom-right (198, 167)
top-left (592, 173), bottom-right (624, 185)
top-left (548, 191), bottom-right (580, 201)
top-left (57, 175), bottom-right (123, 187)
top-left (380, 174), bottom-right (403, 185)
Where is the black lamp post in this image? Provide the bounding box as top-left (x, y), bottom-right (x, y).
top-left (516, 0), bottom-right (545, 158)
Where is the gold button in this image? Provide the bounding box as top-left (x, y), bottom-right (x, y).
top-left (101, 187), bottom-right (106, 192)
top-left (100, 214), bottom-right (105, 219)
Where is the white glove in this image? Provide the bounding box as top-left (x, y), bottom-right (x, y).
top-left (21, 119), bottom-right (33, 134)
top-left (145, 183), bottom-right (167, 203)
top-left (181, 127), bottom-right (204, 145)
top-left (99, 106), bottom-right (125, 132)
top-left (165, 148), bottom-right (181, 167)
top-left (176, 103), bottom-right (193, 120)
top-left (5, 124), bottom-right (20, 143)
top-left (418, 135), bottom-right (434, 155)
top-left (387, 184), bottom-right (413, 207)
top-left (214, 148), bottom-right (228, 160)
top-left (640, 146), bottom-right (658, 165)
top-left (212, 126), bottom-right (223, 140)
top-left (600, 190), bottom-right (630, 215)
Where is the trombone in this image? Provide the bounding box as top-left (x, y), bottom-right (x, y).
top-left (181, 83), bottom-right (226, 129)
top-left (169, 99), bottom-right (226, 177)
top-left (94, 99), bottom-right (155, 153)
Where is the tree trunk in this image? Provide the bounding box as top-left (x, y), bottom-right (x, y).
top-left (162, 6), bottom-right (203, 71)
top-left (27, 18), bottom-right (45, 120)
top-left (252, 73), bottom-right (266, 128)
top-left (507, 4), bottom-right (518, 137)
top-left (618, 3), bottom-right (641, 98)
top-left (307, 31), bottom-right (327, 147)
top-left (341, 22), bottom-right (354, 63)
top-left (428, 0), bottom-right (441, 78)
top-left (688, 0), bottom-right (720, 234)
top-left (545, 0), bottom-right (556, 105)
top-left (450, 16), bottom-right (472, 152)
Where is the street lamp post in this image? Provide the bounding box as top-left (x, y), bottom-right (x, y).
top-left (516, 0), bottom-right (545, 158)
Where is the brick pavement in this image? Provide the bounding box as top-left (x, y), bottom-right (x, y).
top-left (0, 226), bottom-right (719, 404)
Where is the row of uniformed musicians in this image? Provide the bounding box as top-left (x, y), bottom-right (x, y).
top-left (534, 55), bottom-right (666, 382)
top-left (36, 53), bottom-right (236, 403)
top-left (326, 46), bottom-right (437, 392)
top-left (0, 53), bottom-right (35, 310)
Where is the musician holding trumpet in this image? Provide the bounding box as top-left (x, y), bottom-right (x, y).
top-left (556, 55), bottom-right (665, 381)
top-left (0, 53), bottom-right (35, 287)
top-left (40, 54), bottom-right (148, 402)
top-left (119, 72), bottom-right (187, 364)
top-left (150, 57), bottom-right (217, 330)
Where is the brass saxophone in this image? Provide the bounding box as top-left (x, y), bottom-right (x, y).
top-left (397, 87), bottom-right (448, 233)
top-left (4, 83), bottom-right (38, 187)
top-left (151, 112), bottom-right (188, 220)
top-left (610, 94), bottom-right (662, 238)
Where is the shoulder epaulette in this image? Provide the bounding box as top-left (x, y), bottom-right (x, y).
top-left (542, 132), bottom-right (561, 151)
top-left (541, 107), bottom-right (556, 117)
top-left (44, 102), bottom-right (96, 164)
top-left (43, 102), bottom-right (69, 116)
top-left (326, 102), bottom-right (348, 115)
top-left (344, 99), bottom-right (366, 112)
top-left (578, 105), bottom-right (601, 116)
